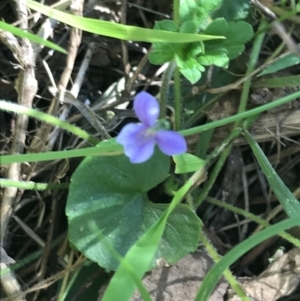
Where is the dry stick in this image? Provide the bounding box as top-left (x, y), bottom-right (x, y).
top-left (203, 48), bottom-right (296, 95)
top-left (120, 0), bottom-right (130, 79)
top-left (28, 1), bottom-right (83, 153)
top-left (32, 17), bottom-right (58, 57)
top-left (66, 50), bottom-right (150, 122)
top-left (250, 0), bottom-right (300, 57)
top-left (0, 247), bottom-right (21, 301)
top-left (0, 0), bottom-right (38, 249)
top-left (48, 40), bottom-right (96, 148)
top-left (0, 256), bottom-right (87, 301)
top-left (32, 2), bottom-right (84, 300)
top-left (0, 1), bottom-right (38, 300)
top-left (11, 7), bottom-right (59, 208)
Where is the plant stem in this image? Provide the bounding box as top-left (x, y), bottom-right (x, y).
top-left (235, 19), bottom-right (266, 121)
top-left (0, 179), bottom-right (69, 190)
top-left (179, 89), bottom-right (300, 136)
top-left (173, 66), bottom-right (181, 130)
top-left (194, 20), bottom-right (266, 208)
top-left (199, 229), bottom-right (252, 301)
top-left (1, 143), bottom-right (123, 165)
top-left (160, 62), bottom-right (176, 119)
top-left (206, 196), bottom-right (300, 248)
top-left (172, 0), bottom-right (181, 130)
top-left (173, 0), bottom-right (180, 26)
top-left (3, 83), bottom-right (300, 165)
top-left (0, 100), bottom-right (98, 145)
top-left (195, 142), bottom-right (233, 208)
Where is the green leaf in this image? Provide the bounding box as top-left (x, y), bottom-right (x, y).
top-left (180, 20), bottom-right (198, 34)
top-left (148, 21), bottom-right (179, 65)
top-left (0, 20), bottom-right (67, 54)
top-left (61, 261), bottom-right (108, 301)
top-left (179, 0), bottom-right (198, 23)
top-left (154, 20), bottom-right (178, 32)
top-left (213, 0), bottom-right (251, 21)
top-left (148, 44), bottom-right (176, 64)
top-left (179, 0), bottom-right (223, 25)
top-left (198, 49), bottom-right (229, 67)
top-left (173, 153), bottom-right (206, 174)
top-left (66, 145), bottom-right (200, 271)
top-left (176, 55), bottom-right (205, 84)
top-left (252, 75), bottom-right (300, 89)
top-left (101, 168), bottom-right (204, 301)
top-left (244, 131), bottom-right (300, 218)
top-left (204, 19), bottom-right (253, 60)
top-left (258, 51), bottom-right (300, 77)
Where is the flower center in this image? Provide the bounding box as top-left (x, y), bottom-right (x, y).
top-left (152, 119), bottom-right (170, 131)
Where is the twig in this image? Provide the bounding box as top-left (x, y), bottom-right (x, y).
top-left (48, 40), bottom-right (98, 148)
top-left (31, 2), bottom-right (84, 299)
top-left (0, 247), bottom-right (26, 301)
top-left (120, 0), bottom-right (130, 81)
top-left (250, 0), bottom-right (300, 57)
top-left (0, 3), bottom-right (37, 300)
top-left (1, 1), bottom-right (38, 246)
top-left (29, 0), bottom-right (83, 152)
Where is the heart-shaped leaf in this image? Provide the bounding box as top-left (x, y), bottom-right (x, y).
top-left (66, 143), bottom-right (200, 270)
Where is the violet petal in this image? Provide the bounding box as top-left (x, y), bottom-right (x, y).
top-left (116, 123), bottom-right (145, 145)
top-left (155, 130), bottom-right (187, 156)
top-left (134, 91), bottom-right (160, 127)
top-left (116, 123), bottom-right (156, 163)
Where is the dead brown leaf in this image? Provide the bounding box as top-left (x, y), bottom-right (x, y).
top-left (227, 248), bottom-right (300, 301)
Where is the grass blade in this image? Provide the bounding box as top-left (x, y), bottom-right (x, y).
top-left (244, 130), bottom-right (300, 218)
top-left (25, 0), bottom-right (223, 43)
top-left (195, 217), bottom-right (300, 301)
top-left (0, 20), bottom-right (67, 54)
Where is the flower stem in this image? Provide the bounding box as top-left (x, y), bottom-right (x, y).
top-left (234, 19), bottom-right (266, 123)
top-left (199, 229), bottom-right (252, 301)
top-left (195, 142), bottom-right (233, 208)
top-left (173, 0), bottom-right (180, 26)
top-left (160, 61), bottom-right (176, 119)
top-left (173, 66), bottom-right (181, 130)
top-left (194, 20), bottom-right (266, 208)
top-left (172, 0), bottom-right (181, 130)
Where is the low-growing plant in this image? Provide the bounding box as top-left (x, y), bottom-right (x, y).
top-left (1, 0), bottom-right (300, 300)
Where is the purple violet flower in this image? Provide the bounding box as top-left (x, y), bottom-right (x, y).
top-left (116, 91), bottom-right (187, 163)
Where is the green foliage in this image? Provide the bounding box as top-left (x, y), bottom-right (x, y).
top-left (213, 0), bottom-right (251, 21)
top-left (173, 153), bottom-right (205, 174)
top-left (179, 0), bottom-right (223, 27)
top-left (101, 168), bottom-right (202, 301)
top-left (62, 261), bottom-right (108, 301)
top-left (2, 1), bottom-right (300, 300)
top-left (175, 54), bottom-right (205, 84)
top-left (66, 143), bottom-right (200, 271)
top-left (203, 19), bottom-right (253, 61)
top-left (258, 50), bottom-right (300, 76)
top-left (149, 16), bottom-right (253, 84)
top-left (244, 131), bottom-right (300, 218)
